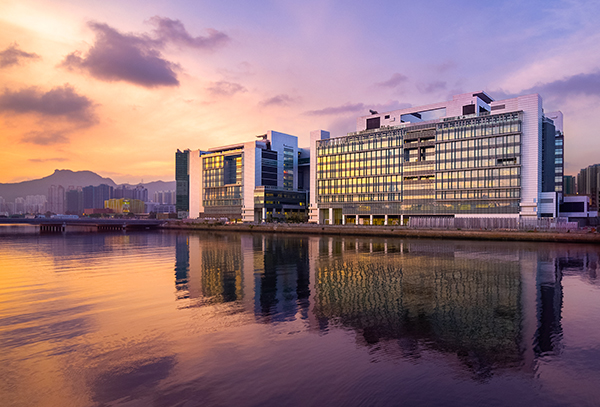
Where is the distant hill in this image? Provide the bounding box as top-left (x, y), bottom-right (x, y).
top-left (0, 170), bottom-right (175, 202)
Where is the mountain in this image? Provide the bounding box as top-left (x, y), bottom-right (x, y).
top-left (0, 170), bottom-right (175, 202)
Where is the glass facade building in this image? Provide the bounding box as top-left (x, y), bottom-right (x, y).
top-left (310, 92), bottom-right (563, 224)
top-left (179, 131), bottom-right (308, 222)
top-left (175, 149), bottom-right (190, 217)
top-left (202, 149), bottom-right (243, 214)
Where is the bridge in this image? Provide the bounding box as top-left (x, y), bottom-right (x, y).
top-left (0, 218), bottom-right (166, 233)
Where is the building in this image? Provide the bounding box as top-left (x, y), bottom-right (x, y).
top-left (175, 150), bottom-right (190, 218)
top-left (563, 175), bottom-right (576, 195)
top-left (577, 164), bottom-right (600, 211)
top-left (65, 188), bottom-right (84, 215)
top-left (545, 111), bottom-right (564, 193)
top-left (114, 185), bottom-right (148, 202)
top-left (105, 198), bottom-right (145, 214)
top-left (145, 202), bottom-right (176, 214)
top-left (154, 190), bottom-right (175, 205)
top-left (310, 91), bottom-right (564, 225)
top-left (83, 184), bottom-right (114, 210)
top-left (24, 195), bottom-right (47, 214)
top-left (14, 197), bottom-right (25, 214)
top-left (47, 185), bottom-right (65, 214)
top-left (559, 195), bottom-right (598, 223)
top-left (177, 131), bottom-right (308, 222)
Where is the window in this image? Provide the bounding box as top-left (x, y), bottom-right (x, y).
top-left (463, 104), bottom-right (476, 115)
top-left (366, 117), bottom-right (380, 130)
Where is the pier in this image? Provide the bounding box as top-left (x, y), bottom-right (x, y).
top-left (0, 218), bottom-right (165, 234)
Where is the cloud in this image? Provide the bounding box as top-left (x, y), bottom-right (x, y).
top-left (304, 102), bottom-right (367, 116)
top-left (61, 22), bottom-right (180, 88)
top-left (433, 61), bottom-right (456, 73)
top-left (218, 62), bottom-right (254, 80)
top-left (28, 157), bottom-right (69, 163)
top-left (0, 84), bottom-right (95, 123)
top-left (260, 94), bottom-right (297, 107)
top-left (490, 71), bottom-right (600, 102)
top-left (0, 43), bottom-right (40, 68)
top-left (420, 81), bottom-right (447, 93)
top-left (206, 81), bottom-right (246, 97)
top-left (60, 18), bottom-right (231, 88)
top-left (149, 16), bottom-right (230, 50)
top-left (528, 71), bottom-right (600, 98)
top-left (305, 100), bottom-right (411, 116)
top-left (22, 131), bottom-right (70, 145)
top-left (376, 73), bottom-right (408, 88)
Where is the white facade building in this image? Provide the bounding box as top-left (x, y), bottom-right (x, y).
top-left (310, 91), bottom-right (563, 224)
top-left (183, 131), bottom-right (307, 222)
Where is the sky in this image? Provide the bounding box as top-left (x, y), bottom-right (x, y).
top-left (1, 0), bottom-right (600, 183)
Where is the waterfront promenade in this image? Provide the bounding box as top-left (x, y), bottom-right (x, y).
top-left (161, 221), bottom-right (600, 244)
top-left (2, 217), bottom-right (598, 243)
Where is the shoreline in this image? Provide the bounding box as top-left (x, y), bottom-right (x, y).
top-left (160, 222), bottom-right (600, 244)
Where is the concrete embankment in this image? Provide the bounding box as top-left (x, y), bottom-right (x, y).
top-left (161, 222), bottom-right (600, 244)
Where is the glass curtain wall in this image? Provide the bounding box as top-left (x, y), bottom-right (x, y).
top-left (202, 151), bottom-right (243, 212)
top-left (315, 112), bottom-right (522, 216)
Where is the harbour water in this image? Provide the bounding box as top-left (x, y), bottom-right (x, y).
top-left (1, 231), bottom-right (599, 406)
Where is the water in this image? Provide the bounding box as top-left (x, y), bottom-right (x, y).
top-left (1, 231), bottom-right (599, 407)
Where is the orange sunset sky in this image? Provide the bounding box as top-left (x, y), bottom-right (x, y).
top-left (2, 0), bottom-right (600, 184)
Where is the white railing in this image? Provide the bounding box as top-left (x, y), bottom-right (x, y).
top-left (407, 217), bottom-right (579, 231)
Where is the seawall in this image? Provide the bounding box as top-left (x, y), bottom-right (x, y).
top-left (161, 222), bottom-right (600, 244)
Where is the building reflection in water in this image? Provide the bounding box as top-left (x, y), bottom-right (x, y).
top-left (534, 252), bottom-right (563, 357)
top-left (174, 233), bottom-right (600, 380)
top-left (174, 233), bottom-right (244, 307)
top-left (174, 234), bottom-right (190, 300)
top-left (174, 233), bottom-right (310, 321)
top-left (312, 239), bottom-right (523, 381)
top-left (252, 235), bottom-right (310, 322)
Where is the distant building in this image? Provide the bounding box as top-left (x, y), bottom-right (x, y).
top-left (83, 184), bottom-right (113, 210)
top-left (114, 185), bottom-right (148, 202)
top-left (154, 190), bottom-right (175, 205)
top-left (145, 202), bottom-right (176, 214)
top-left (104, 198), bottom-right (145, 214)
top-left (65, 188), bottom-right (84, 215)
top-left (577, 164), bottom-right (600, 211)
top-left (14, 197), bottom-right (25, 214)
top-left (5, 202), bottom-right (15, 215)
top-left (563, 175), bottom-right (576, 195)
top-left (47, 185), bottom-right (65, 214)
top-left (25, 195), bottom-right (47, 214)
